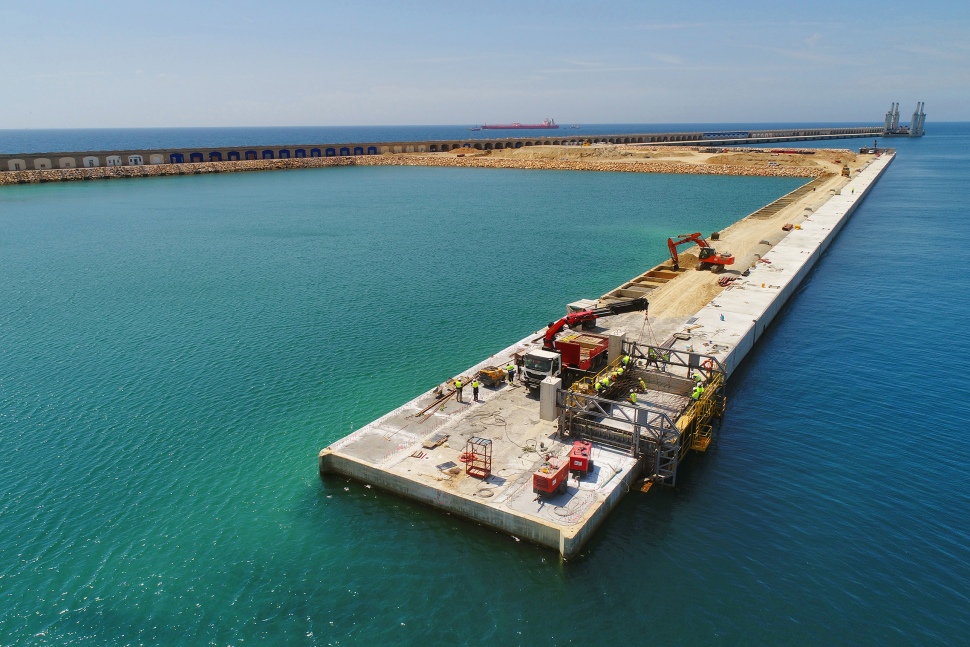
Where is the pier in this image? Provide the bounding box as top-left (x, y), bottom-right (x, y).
top-left (318, 150), bottom-right (894, 557)
top-left (0, 126), bottom-right (881, 173)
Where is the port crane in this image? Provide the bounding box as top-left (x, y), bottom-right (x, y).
top-left (667, 232), bottom-right (735, 273)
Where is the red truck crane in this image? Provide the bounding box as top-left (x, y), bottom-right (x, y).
top-left (521, 297), bottom-right (649, 390)
top-left (541, 297), bottom-right (649, 351)
top-left (668, 232), bottom-right (735, 273)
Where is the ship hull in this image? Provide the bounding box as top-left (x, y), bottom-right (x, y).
top-left (480, 125), bottom-right (559, 130)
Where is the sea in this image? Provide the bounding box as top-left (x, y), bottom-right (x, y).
top-left (1, 123), bottom-right (967, 646)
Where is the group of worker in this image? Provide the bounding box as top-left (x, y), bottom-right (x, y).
top-left (646, 347), bottom-right (671, 371)
top-left (593, 354), bottom-right (633, 396)
top-left (691, 371), bottom-right (706, 401)
top-left (453, 362), bottom-right (517, 404)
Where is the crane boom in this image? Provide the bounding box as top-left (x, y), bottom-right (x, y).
top-left (542, 297), bottom-right (648, 349)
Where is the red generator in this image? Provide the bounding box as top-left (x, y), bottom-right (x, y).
top-left (532, 456), bottom-right (569, 497)
top-left (569, 440), bottom-right (594, 477)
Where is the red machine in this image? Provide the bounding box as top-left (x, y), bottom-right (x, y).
top-left (667, 232), bottom-right (735, 273)
top-left (542, 297), bottom-right (649, 351)
top-left (554, 333), bottom-right (609, 372)
top-left (569, 441), bottom-right (594, 477)
top-left (532, 456), bottom-right (569, 497)
top-left (522, 297), bottom-right (649, 390)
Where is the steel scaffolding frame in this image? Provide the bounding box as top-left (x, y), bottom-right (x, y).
top-left (556, 341), bottom-right (726, 485)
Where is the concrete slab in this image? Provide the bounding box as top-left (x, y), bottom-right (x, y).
top-left (320, 152), bottom-right (895, 557)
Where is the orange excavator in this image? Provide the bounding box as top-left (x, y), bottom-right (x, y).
top-left (667, 232), bottom-right (735, 273)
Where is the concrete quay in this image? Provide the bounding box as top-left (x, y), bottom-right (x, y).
top-left (319, 151), bottom-right (894, 557)
top-left (660, 152), bottom-right (894, 377)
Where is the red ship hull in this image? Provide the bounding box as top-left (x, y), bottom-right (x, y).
top-left (480, 119), bottom-right (558, 130)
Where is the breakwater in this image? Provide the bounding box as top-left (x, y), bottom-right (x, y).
top-left (318, 152), bottom-right (894, 557)
top-left (0, 126), bottom-right (881, 174)
top-left (0, 151), bottom-right (826, 186)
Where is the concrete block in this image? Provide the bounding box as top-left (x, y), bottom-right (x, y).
top-left (539, 377), bottom-right (561, 421)
top-left (608, 330), bottom-right (627, 363)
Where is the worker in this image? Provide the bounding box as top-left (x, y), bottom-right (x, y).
top-left (594, 380), bottom-right (603, 394)
top-left (601, 376), bottom-right (610, 389)
top-left (629, 391), bottom-right (637, 404)
top-left (691, 383), bottom-right (705, 401)
top-left (455, 379), bottom-right (463, 403)
top-left (621, 354), bottom-right (630, 368)
top-left (692, 372), bottom-right (703, 384)
top-left (647, 347), bottom-right (659, 368)
top-left (639, 378), bottom-right (647, 391)
top-left (472, 379), bottom-right (480, 402)
top-left (616, 366), bottom-right (624, 377)
top-left (506, 363), bottom-right (515, 385)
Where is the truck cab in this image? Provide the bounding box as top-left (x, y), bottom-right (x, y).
top-left (522, 350), bottom-right (562, 388)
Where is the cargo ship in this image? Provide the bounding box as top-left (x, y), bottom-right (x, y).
top-left (480, 118), bottom-right (558, 130)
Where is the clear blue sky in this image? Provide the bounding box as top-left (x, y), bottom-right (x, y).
top-left (1, 0), bottom-right (967, 128)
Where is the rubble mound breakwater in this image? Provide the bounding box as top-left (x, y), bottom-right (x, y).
top-left (0, 153), bottom-right (824, 186)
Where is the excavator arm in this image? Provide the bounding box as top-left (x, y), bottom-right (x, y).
top-left (667, 232), bottom-right (710, 270)
top-left (543, 297), bottom-right (649, 349)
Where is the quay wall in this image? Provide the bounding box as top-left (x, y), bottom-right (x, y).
top-left (315, 152), bottom-right (895, 557)
top-left (0, 126), bottom-right (881, 173)
top-left (677, 153), bottom-right (895, 378)
top-left (559, 458), bottom-right (645, 557)
top-left (319, 450), bottom-right (565, 550)
top-left (0, 151), bottom-right (826, 187)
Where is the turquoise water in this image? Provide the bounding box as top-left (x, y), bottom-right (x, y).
top-left (2, 127), bottom-right (968, 645)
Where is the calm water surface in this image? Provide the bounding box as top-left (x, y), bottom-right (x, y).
top-left (1, 125), bottom-right (968, 645)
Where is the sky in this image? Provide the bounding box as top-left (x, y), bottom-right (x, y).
top-left (1, 0), bottom-right (967, 128)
